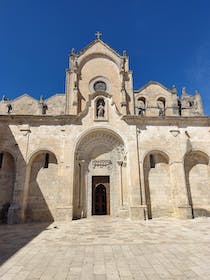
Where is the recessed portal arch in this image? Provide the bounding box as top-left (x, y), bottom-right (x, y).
top-left (23, 150), bottom-right (59, 222)
top-left (184, 150), bottom-right (210, 218)
top-left (73, 128), bottom-right (126, 220)
top-left (143, 150), bottom-right (172, 219)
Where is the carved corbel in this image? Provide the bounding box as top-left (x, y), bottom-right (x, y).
top-left (170, 130), bottom-right (180, 137)
top-left (19, 124), bottom-right (31, 136)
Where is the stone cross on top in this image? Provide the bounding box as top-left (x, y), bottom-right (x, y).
top-left (95, 31), bottom-right (102, 40)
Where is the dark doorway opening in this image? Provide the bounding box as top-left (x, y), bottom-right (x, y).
top-left (92, 176), bottom-right (110, 215)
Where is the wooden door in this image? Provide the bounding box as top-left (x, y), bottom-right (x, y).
top-left (92, 176), bottom-right (110, 215)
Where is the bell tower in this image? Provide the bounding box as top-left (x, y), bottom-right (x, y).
top-left (65, 34), bottom-right (134, 115)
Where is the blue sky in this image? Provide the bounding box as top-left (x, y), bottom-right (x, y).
top-left (0, 0), bottom-right (210, 114)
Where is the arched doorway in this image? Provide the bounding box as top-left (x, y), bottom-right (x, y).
top-left (73, 129), bottom-right (126, 219)
top-left (92, 176), bottom-right (110, 215)
top-left (93, 184), bottom-right (107, 215)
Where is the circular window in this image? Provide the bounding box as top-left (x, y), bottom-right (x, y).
top-left (93, 81), bottom-right (107, 92)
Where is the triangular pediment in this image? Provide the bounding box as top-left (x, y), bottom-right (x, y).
top-left (135, 81), bottom-right (172, 94)
top-left (77, 39), bottom-right (122, 58)
top-left (12, 93), bottom-right (38, 103)
top-left (76, 39), bottom-right (123, 68)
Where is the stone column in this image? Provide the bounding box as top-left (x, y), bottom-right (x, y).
top-left (55, 161), bottom-right (73, 222)
top-left (170, 161), bottom-right (192, 219)
top-left (139, 159), bottom-right (148, 219)
top-left (117, 160), bottom-right (129, 218)
top-left (76, 159), bottom-right (85, 219)
top-left (121, 87), bottom-right (127, 115)
top-left (169, 130), bottom-right (192, 219)
top-left (7, 157), bottom-right (27, 224)
top-left (80, 160), bottom-right (86, 218)
top-left (128, 132), bottom-right (145, 220)
top-left (117, 160), bottom-right (124, 207)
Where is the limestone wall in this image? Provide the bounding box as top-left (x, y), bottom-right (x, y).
top-left (26, 152), bottom-right (59, 222)
top-left (0, 94), bottom-right (66, 116)
top-left (0, 96), bottom-right (209, 223)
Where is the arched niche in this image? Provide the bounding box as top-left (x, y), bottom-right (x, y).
top-left (137, 97), bottom-right (146, 116)
top-left (94, 96), bottom-right (108, 121)
top-left (184, 150), bottom-right (210, 218)
top-left (143, 151), bottom-right (172, 219)
top-left (24, 150), bottom-right (58, 222)
top-left (73, 129), bottom-right (126, 220)
top-left (0, 151), bottom-right (15, 223)
top-left (157, 97), bottom-right (166, 116)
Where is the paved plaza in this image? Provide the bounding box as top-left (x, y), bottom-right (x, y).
top-left (0, 217), bottom-right (210, 280)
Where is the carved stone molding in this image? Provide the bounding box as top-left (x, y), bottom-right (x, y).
top-left (92, 160), bottom-right (112, 169)
top-left (77, 131), bottom-right (124, 160)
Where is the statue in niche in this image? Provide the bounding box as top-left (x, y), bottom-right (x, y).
top-left (96, 99), bottom-right (105, 118)
top-left (138, 100), bottom-right (145, 116)
top-left (157, 100), bottom-right (165, 116)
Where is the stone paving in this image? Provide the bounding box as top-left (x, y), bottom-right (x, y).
top-left (0, 217), bottom-right (210, 280)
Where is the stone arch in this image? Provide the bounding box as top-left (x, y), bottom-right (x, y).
top-left (143, 150), bottom-right (172, 219)
top-left (0, 151), bottom-right (15, 223)
top-left (23, 150), bottom-right (59, 222)
top-left (26, 147), bottom-right (59, 164)
top-left (78, 53), bottom-right (121, 73)
top-left (184, 150), bottom-right (210, 218)
top-left (73, 128), bottom-right (126, 220)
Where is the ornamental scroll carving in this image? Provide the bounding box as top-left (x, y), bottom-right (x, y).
top-left (92, 160), bottom-right (112, 169)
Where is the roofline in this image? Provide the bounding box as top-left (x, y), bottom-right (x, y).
top-left (134, 81), bottom-right (172, 94)
top-left (76, 39), bottom-right (123, 58)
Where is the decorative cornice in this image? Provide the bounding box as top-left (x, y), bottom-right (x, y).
top-left (1, 114), bottom-right (210, 127)
top-left (122, 115), bottom-right (210, 126)
top-left (0, 115), bottom-right (79, 125)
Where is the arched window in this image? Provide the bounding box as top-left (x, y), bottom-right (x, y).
top-left (157, 97), bottom-right (166, 116)
top-left (94, 81), bottom-right (107, 92)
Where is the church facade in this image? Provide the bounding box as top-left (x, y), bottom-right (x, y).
top-left (0, 36), bottom-right (210, 224)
